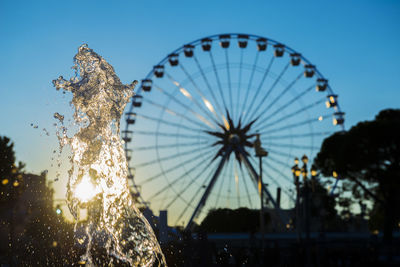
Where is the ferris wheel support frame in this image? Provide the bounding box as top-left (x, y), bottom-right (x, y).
top-left (185, 146), bottom-right (232, 231)
top-left (185, 141), bottom-right (289, 231)
top-left (238, 146), bottom-right (289, 226)
top-left (124, 33), bottom-right (346, 229)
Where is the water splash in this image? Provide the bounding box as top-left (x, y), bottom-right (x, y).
top-left (53, 44), bottom-right (166, 266)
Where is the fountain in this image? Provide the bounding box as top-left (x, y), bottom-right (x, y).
top-left (53, 44), bottom-right (166, 266)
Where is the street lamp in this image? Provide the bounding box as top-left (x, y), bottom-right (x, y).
top-left (12, 180), bottom-right (20, 187)
top-left (298, 155), bottom-right (318, 266)
top-left (56, 205), bottom-right (62, 215)
top-left (291, 158), bottom-right (301, 241)
top-left (291, 157), bottom-right (301, 188)
top-left (254, 133), bottom-right (268, 262)
top-left (301, 154), bottom-right (309, 178)
top-left (292, 156), bottom-right (318, 243)
top-left (310, 165), bottom-right (317, 192)
top-left (300, 155), bottom-right (311, 243)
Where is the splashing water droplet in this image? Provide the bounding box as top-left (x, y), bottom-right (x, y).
top-left (53, 44), bottom-right (166, 266)
top-left (42, 128), bottom-right (50, 136)
top-left (54, 112), bottom-right (65, 124)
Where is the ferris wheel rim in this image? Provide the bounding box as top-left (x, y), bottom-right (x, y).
top-left (132, 33), bottom-right (338, 96)
top-left (126, 34), bottom-right (344, 141)
top-left (123, 33), bottom-right (345, 223)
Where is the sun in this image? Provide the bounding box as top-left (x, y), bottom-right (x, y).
top-left (74, 174), bottom-right (99, 203)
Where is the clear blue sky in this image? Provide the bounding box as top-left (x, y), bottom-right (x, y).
top-left (1, 0), bottom-right (399, 210)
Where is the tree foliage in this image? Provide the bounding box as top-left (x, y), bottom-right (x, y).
top-left (0, 136), bottom-right (15, 179)
top-left (0, 136), bottom-right (78, 265)
top-left (14, 173), bottom-right (78, 266)
top-left (200, 207), bottom-right (270, 233)
top-left (305, 177), bottom-right (342, 231)
top-left (0, 136), bottom-right (25, 206)
top-left (314, 109), bottom-right (400, 242)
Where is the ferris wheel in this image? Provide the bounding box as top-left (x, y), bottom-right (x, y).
top-left (122, 33), bottom-right (344, 230)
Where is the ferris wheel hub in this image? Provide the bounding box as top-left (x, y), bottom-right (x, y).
top-left (228, 133), bottom-right (240, 144)
top-left (206, 112), bottom-right (257, 160)
top-left (123, 33), bottom-right (345, 228)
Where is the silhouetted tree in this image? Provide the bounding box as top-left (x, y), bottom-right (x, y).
top-left (0, 136), bottom-right (25, 205)
top-left (200, 207), bottom-right (270, 232)
top-left (0, 136), bottom-right (15, 178)
top-left (0, 136), bottom-right (77, 265)
top-left (306, 177), bottom-right (342, 231)
top-left (314, 109), bottom-right (400, 243)
top-left (16, 172), bottom-right (78, 266)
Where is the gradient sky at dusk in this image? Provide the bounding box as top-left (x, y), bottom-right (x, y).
top-left (1, 0), bottom-right (399, 219)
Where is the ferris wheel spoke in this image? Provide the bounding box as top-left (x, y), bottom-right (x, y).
top-left (136, 113), bottom-right (205, 133)
top-left (240, 52), bottom-right (259, 119)
top-left (235, 49), bottom-right (244, 120)
top-left (267, 142), bottom-right (320, 151)
top-left (142, 98), bottom-right (213, 130)
top-left (136, 144), bottom-right (212, 168)
top-left (241, 153), bottom-right (288, 221)
top-left (256, 97), bottom-right (326, 131)
top-left (193, 55), bottom-right (225, 119)
top-left (226, 159), bottom-right (234, 209)
top-left (162, 157), bottom-right (215, 209)
top-left (266, 147), bottom-right (294, 159)
top-left (157, 187), bottom-right (172, 207)
top-left (259, 113), bottom-right (333, 135)
top-left (253, 156), bottom-right (291, 187)
top-left (209, 51), bottom-right (229, 112)
top-left (175, 162), bottom-right (220, 226)
top-left (214, 158), bottom-right (230, 208)
top-left (248, 156), bottom-right (287, 187)
top-left (264, 178), bottom-right (295, 203)
top-left (225, 49), bottom-right (234, 115)
top-left (242, 56), bottom-right (275, 123)
top-left (153, 83), bottom-right (216, 130)
top-left (145, 152), bottom-right (212, 197)
top-left (178, 64), bottom-right (221, 125)
top-left (239, 163), bottom-right (253, 208)
top-left (266, 156), bottom-right (292, 176)
top-left (250, 71), bottom-right (303, 125)
top-left (262, 171), bottom-right (295, 201)
top-left (258, 158), bottom-right (295, 201)
top-left (186, 148), bottom-right (232, 230)
top-left (234, 160), bottom-right (240, 208)
top-left (245, 61), bottom-right (290, 125)
top-left (253, 84), bottom-right (315, 129)
top-left (124, 34), bottom-right (344, 228)
top-left (266, 131), bottom-right (334, 140)
top-left (134, 140), bottom-right (210, 151)
top-left (165, 72), bottom-right (218, 128)
top-left (132, 130), bottom-right (211, 140)
top-left (244, 62), bottom-right (291, 125)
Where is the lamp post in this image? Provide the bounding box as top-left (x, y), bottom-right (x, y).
top-left (254, 133), bottom-right (268, 263)
top-left (298, 155), bottom-right (317, 266)
top-left (291, 158), bottom-right (301, 242)
top-left (301, 154), bottom-right (310, 243)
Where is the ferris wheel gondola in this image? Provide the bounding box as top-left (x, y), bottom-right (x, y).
top-left (123, 33), bottom-right (344, 229)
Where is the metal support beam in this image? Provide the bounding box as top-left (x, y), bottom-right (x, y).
top-left (185, 147), bottom-right (232, 231)
top-left (258, 155), bottom-right (265, 265)
top-left (277, 187), bottom-right (281, 208)
top-left (238, 147), bottom-right (288, 225)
